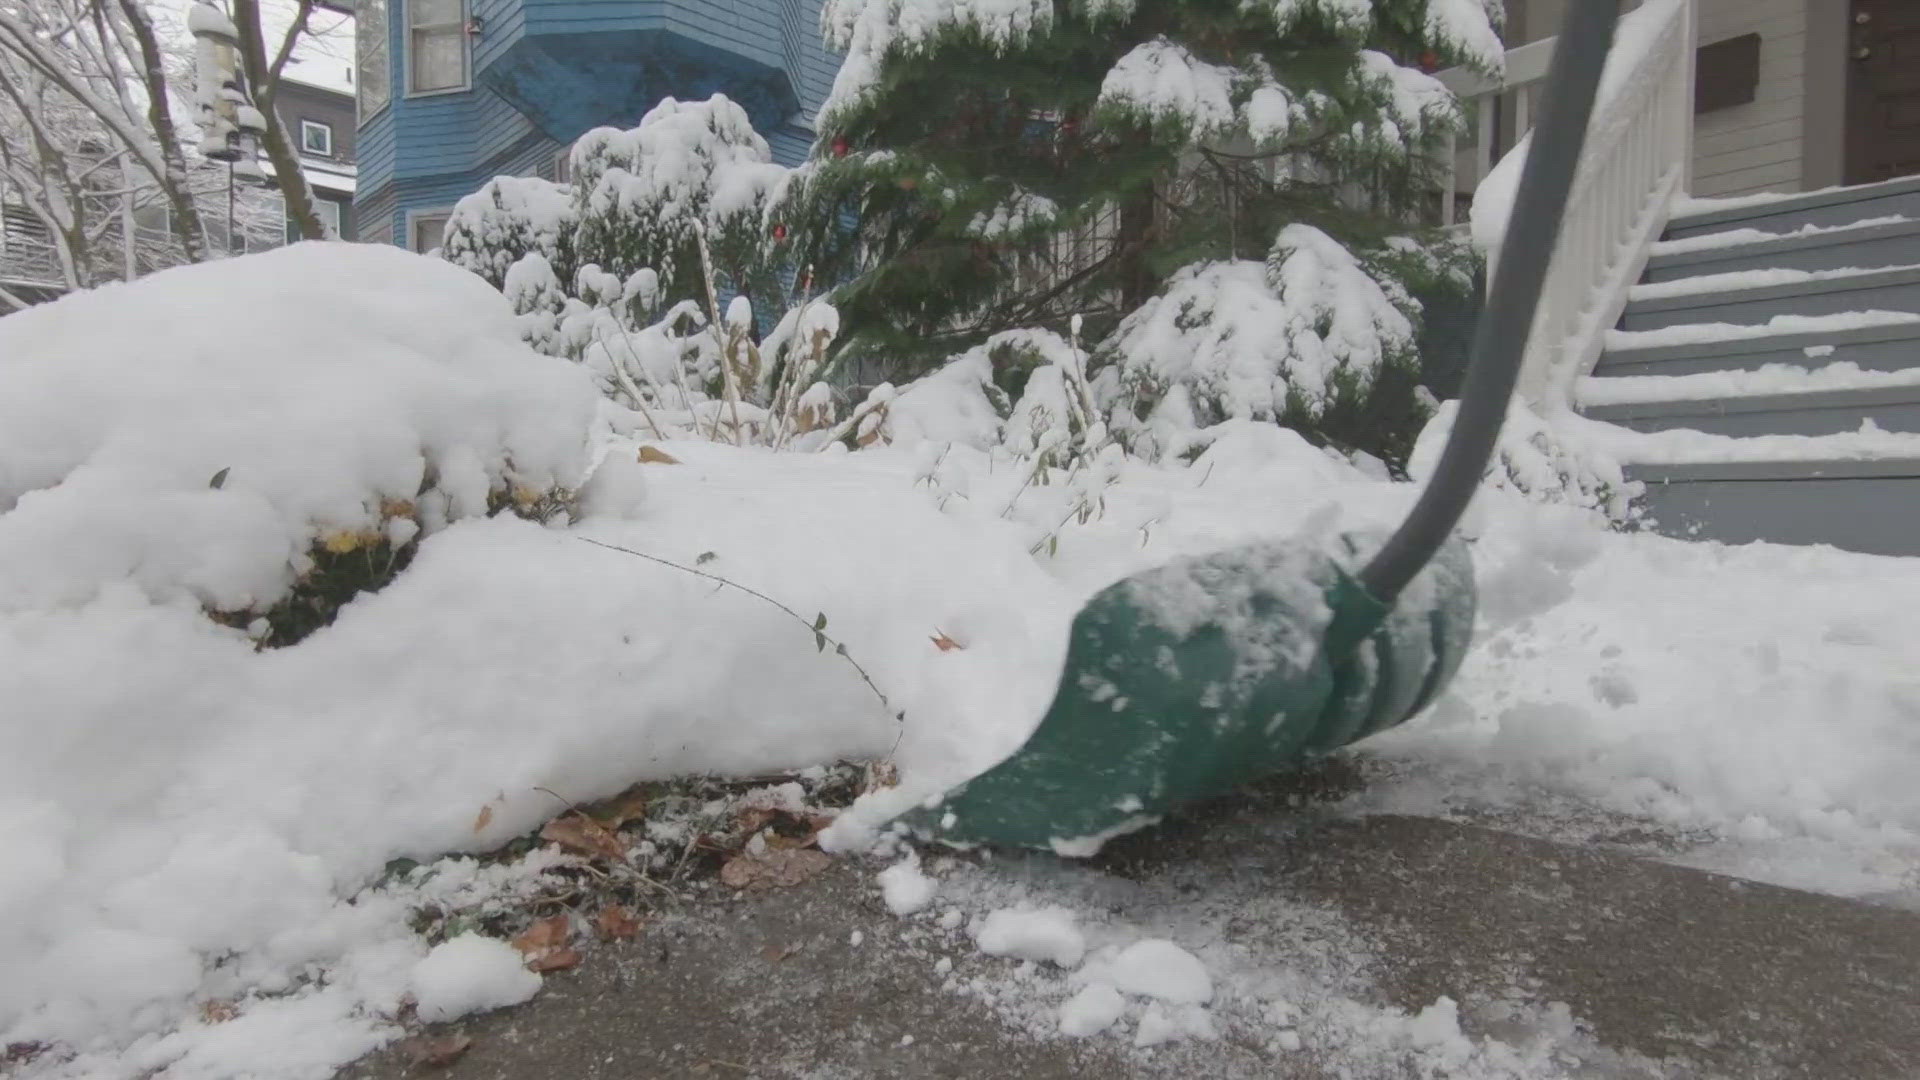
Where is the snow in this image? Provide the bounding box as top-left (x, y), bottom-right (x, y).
top-left (1057, 984), bottom-right (1126, 1037)
top-left (409, 935), bottom-right (543, 1023)
top-left (1603, 310), bottom-right (1920, 352)
top-left (819, 0), bottom-right (1054, 123)
top-left (1669, 173), bottom-right (1920, 220)
top-left (973, 908), bottom-right (1086, 968)
top-left (1098, 227), bottom-right (1413, 453)
top-left (0, 243), bottom-right (595, 615)
top-left (1472, 0), bottom-right (1687, 254)
top-left (1648, 215), bottom-right (1911, 257)
top-left (1579, 361), bottom-right (1920, 406)
top-left (1571, 413), bottom-right (1920, 465)
top-left (1096, 38), bottom-right (1237, 139)
top-left (13, 229), bottom-right (1920, 1077)
top-left (1627, 263), bottom-right (1920, 303)
top-left (1078, 939), bottom-right (1213, 1004)
top-left (878, 855), bottom-right (938, 915)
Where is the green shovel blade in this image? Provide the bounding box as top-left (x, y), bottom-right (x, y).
top-left (897, 532), bottom-right (1476, 853)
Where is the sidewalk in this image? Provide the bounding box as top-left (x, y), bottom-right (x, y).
top-left (342, 809), bottom-right (1920, 1079)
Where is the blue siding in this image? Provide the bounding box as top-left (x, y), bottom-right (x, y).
top-left (356, 0), bottom-right (844, 244)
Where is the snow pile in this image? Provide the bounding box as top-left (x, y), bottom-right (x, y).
top-left (410, 935), bottom-right (543, 1023)
top-left (1412, 400), bottom-right (1640, 522)
top-left (877, 855), bottom-right (938, 915)
top-left (1628, 263), bottom-right (1920, 303)
top-left (0, 243), bottom-right (596, 617)
top-left (973, 907), bottom-right (1086, 968)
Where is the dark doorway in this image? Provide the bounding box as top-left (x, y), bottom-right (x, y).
top-left (1846, 0), bottom-right (1920, 185)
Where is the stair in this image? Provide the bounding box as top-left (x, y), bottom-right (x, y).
top-left (1576, 175), bottom-right (1920, 557)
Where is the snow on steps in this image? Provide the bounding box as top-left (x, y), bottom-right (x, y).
top-left (1643, 216), bottom-right (1920, 283)
top-left (1619, 263), bottom-right (1920, 332)
top-left (1577, 178), bottom-right (1920, 556)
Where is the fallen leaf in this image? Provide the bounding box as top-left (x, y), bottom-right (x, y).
top-left (511, 914), bottom-right (572, 961)
top-left (199, 1000), bottom-right (239, 1024)
top-left (472, 804), bottom-right (494, 834)
top-left (719, 848), bottom-right (832, 890)
top-left (596, 905), bottom-right (643, 940)
top-left (208, 467), bottom-right (230, 490)
top-left (529, 947), bottom-right (582, 973)
top-left (930, 631), bottom-right (963, 652)
top-left (637, 445), bottom-right (681, 465)
top-left (540, 813), bottom-right (628, 861)
top-left (399, 1033), bottom-right (473, 1069)
top-left (591, 787), bottom-right (649, 831)
top-left (4, 1043), bottom-right (49, 1067)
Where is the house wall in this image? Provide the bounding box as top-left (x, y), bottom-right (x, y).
top-left (355, 0), bottom-right (839, 244)
top-left (277, 81), bottom-right (359, 162)
top-left (1691, 0), bottom-right (1808, 197)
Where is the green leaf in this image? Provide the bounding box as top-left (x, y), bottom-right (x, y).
top-left (815, 632), bottom-right (828, 653)
top-left (813, 612), bottom-right (828, 632)
top-left (208, 467), bottom-right (230, 490)
top-left (835, 642), bottom-right (848, 656)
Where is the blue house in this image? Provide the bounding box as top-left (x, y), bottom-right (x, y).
top-left (351, 0), bottom-right (839, 252)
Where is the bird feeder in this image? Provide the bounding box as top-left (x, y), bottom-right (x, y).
top-left (188, 1), bottom-right (271, 183)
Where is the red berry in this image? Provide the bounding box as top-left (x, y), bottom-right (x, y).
top-left (832, 135), bottom-right (850, 158)
top-left (772, 223), bottom-right (788, 240)
top-left (1418, 50), bottom-right (1441, 72)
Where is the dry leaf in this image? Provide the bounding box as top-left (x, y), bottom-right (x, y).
top-left (199, 1000), bottom-right (239, 1024)
top-left (719, 848), bottom-right (832, 890)
top-left (400, 1033), bottom-right (473, 1069)
top-left (637, 445), bottom-right (681, 465)
top-left (529, 947), bottom-right (582, 973)
top-left (511, 914), bottom-right (572, 960)
top-left (596, 905), bottom-right (643, 940)
top-left (472, 804), bottom-right (494, 834)
top-left (540, 813), bottom-right (628, 861)
top-left (930, 631), bottom-right (963, 652)
top-left (592, 788), bottom-right (649, 831)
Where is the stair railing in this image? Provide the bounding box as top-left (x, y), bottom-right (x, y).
top-left (1455, 0), bottom-right (1696, 408)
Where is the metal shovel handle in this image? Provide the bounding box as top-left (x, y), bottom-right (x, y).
top-left (1359, 0), bottom-right (1624, 604)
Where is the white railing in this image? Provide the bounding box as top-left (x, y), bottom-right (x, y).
top-left (1441, 0), bottom-right (1696, 407)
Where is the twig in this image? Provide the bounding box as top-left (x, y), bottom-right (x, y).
top-left (693, 223), bottom-right (748, 447)
top-left (578, 537), bottom-right (898, 722)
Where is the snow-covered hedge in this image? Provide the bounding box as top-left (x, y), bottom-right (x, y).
top-left (0, 242), bottom-right (599, 641)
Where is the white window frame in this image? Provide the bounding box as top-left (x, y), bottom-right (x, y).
top-left (403, 0), bottom-right (470, 98)
top-left (300, 120), bottom-right (335, 157)
top-left (553, 147), bottom-right (571, 185)
top-left (356, 0), bottom-right (391, 121)
top-left (406, 206), bottom-right (454, 253)
top-left (288, 196), bottom-right (343, 240)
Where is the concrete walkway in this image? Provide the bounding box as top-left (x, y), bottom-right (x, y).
top-left (343, 807), bottom-right (1920, 1080)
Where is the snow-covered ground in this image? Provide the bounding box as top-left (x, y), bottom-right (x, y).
top-left (4, 244), bottom-right (1918, 1078)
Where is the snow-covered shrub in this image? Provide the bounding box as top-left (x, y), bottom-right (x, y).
top-left (1411, 400), bottom-right (1643, 524)
top-left (568, 95), bottom-right (789, 314)
top-left (0, 244), bottom-right (598, 644)
top-left (442, 175), bottom-right (577, 291)
top-left (1095, 225), bottom-right (1427, 465)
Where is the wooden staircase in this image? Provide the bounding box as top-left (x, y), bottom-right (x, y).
top-left (1574, 174), bottom-right (1920, 557)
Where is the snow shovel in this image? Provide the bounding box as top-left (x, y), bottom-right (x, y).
top-left (897, 0), bottom-right (1623, 853)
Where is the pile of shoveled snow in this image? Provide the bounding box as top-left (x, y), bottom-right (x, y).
top-left (5, 243), bottom-right (1920, 1079)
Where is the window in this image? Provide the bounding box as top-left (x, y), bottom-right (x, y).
top-left (300, 120), bottom-right (334, 157)
top-left (356, 0), bottom-right (390, 119)
top-left (553, 147), bottom-right (571, 185)
top-left (286, 197), bottom-right (343, 243)
top-left (407, 0), bottom-right (467, 95)
top-left (409, 209), bottom-right (452, 253)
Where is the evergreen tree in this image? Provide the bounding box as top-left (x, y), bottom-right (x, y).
top-left (778, 0), bottom-right (1500, 462)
